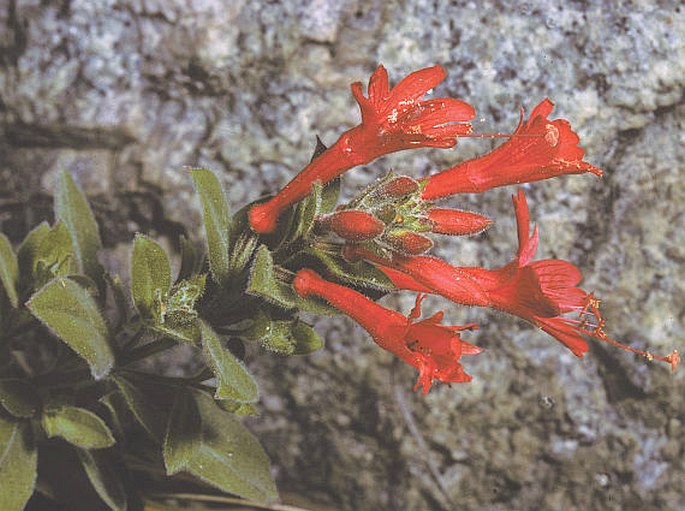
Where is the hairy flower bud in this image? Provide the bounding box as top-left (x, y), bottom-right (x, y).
top-left (320, 210), bottom-right (385, 241)
top-left (427, 208), bottom-right (493, 236)
top-left (385, 230), bottom-right (434, 254)
top-left (375, 176), bottom-right (420, 199)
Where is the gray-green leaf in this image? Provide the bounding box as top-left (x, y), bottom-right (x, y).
top-left (42, 406), bottom-right (115, 449)
top-left (186, 391), bottom-right (277, 502)
top-left (27, 278), bottom-right (113, 380)
top-left (191, 168), bottom-right (232, 286)
top-left (77, 448), bottom-right (128, 511)
top-left (200, 320), bottom-right (258, 403)
top-left (247, 245), bottom-right (336, 315)
top-left (0, 417), bottom-right (37, 511)
top-left (163, 390), bottom-right (202, 475)
top-left (55, 170), bottom-right (103, 283)
top-left (130, 234), bottom-right (171, 319)
top-left (112, 375), bottom-right (165, 440)
top-left (246, 245), bottom-right (296, 309)
top-left (31, 222), bottom-right (78, 288)
top-left (0, 380), bottom-right (40, 418)
top-left (0, 233), bottom-right (19, 307)
top-left (17, 221), bottom-right (50, 277)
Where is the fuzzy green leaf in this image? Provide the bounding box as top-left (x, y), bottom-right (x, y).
top-left (27, 278), bottom-right (113, 380)
top-left (178, 235), bottom-right (201, 281)
top-left (246, 245), bottom-right (297, 309)
top-left (42, 406), bottom-right (115, 449)
top-left (247, 245), bottom-right (337, 315)
top-left (305, 248), bottom-right (394, 291)
top-left (153, 317), bottom-right (201, 344)
top-left (19, 222), bottom-right (77, 290)
top-left (112, 375), bottom-right (165, 441)
top-left (17, 221), bottom-right (50, 277)
top-left (290, 181), bottom-right (322, 241)
top-left (0, 233), bottom-right (19, 308)
top-left (0, 380), bottom-right (40, 418)
top-left (186, 391), bottom-right (277, 502)
top-left (77, 448), bottom-right (128, 511)
top-left (55, 170), bottom-right (103, 283)
top-left (130, 234), bottom-right (171, 319)
top-left (163, 390), bottom-right (202, 475)
top-left (191, 168), bottom-right (232, 286)
top-left (0, 417), bottom-right (37, 511)
top-left (239, 308), bottom-right (272, 341)
top-left (200, 320), bottom-right (258, 403)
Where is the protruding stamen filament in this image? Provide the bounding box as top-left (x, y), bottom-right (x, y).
top-left (575, 295), bottom-right (679, 371)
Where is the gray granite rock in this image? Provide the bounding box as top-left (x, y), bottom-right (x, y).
top-left (1, 0), bottom-right (683, 510)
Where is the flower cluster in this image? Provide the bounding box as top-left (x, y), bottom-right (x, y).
top-left (251, 64), bottom-right (679, 393)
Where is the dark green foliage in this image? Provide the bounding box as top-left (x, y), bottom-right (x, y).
top-left (0, 167), bottom-right (363, 509)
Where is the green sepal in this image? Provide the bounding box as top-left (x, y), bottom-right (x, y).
top-left (54, 170), bottom-right (104, 286)
top-left (200, 320), bottom-right (259, 403)
top-left (41, 405), bottom-right (115, 449)
top-left (0, 417), bottom-right (37, 511)
top-left (309, 135), bottom-right (328, 163)
top-left (26, 277), bottom-right (113, 380)
top-left (190, 167), bottom-right (232, 287)
top-left (0, 233), bottom-right (19, 308)
top-left (0, 379), bottom-right (40, 418)
top-left (185, 391), bottom-right (277, 503)
top-left (163, 389), bottom-right (202, 476)
top-left (130, 234), bottom-right (171, 321)
top-left (77, 448), bottom-right (128, 511)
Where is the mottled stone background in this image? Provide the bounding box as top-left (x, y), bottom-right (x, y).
top-left (1, 1), bottom-right (684, 510)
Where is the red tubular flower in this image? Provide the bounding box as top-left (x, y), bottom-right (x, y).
top-left (293, 269), bottom-right (482, 394)
top-left (320, 210), bottom-right (385, 241)
top-left (343, 244), bottom-right (491, 307)
top-left (354, 190), bottom-right (679, 368)
top-left (250, 64), bottom-right (475, 233)
top-left (427, 208), bottom-right (493, 236)
top-left (421, 98), bottom-right (603, 200)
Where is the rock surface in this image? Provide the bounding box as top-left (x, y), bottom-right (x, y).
top-left (1, 1), bottom-right (684, 510)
